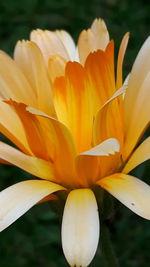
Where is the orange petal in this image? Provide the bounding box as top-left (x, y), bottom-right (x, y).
top-left (123, 137), bottom-right (150, 173)
top-left (0, 142), bottom-right (55, 180)
top-left (6, 100), bottom-right (49, 160)
top-left (54, 62), bottom-right (93, 152)
top-left (14, 41), bottom-right (56, 117)
top-left (0, 99), bottom-right (31, 154)
top-left (0, 51), bottom-right (36, 106)
top-left (97, 173), bottom-right (150, 220)
top-left (0, 179), bottom-right (65, 231)
top-left (27, 107), bottom-right (78, 188)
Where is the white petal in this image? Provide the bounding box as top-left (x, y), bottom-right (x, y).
top-left (97, 173), bottom-right (150, 219)
top-left (62, 189), bottom-right (99, 267)
top-left (80, 138), bottom-right (120, 156)
top-left (0, 180), bottom-right (65, 231)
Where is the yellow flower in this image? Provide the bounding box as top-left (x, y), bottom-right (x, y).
top-left (0, 18), bottom-right (150, 266)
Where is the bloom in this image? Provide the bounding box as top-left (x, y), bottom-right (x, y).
top-left (0, 18), bottom-right (150, 266)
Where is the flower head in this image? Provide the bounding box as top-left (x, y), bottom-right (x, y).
top-left (0, 18), bottom-right (150, 266)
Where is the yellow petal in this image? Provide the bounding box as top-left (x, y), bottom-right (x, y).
top-left (0, 51), bottom-right (36, 106)
top-left (124, 37), bottom-right (150, 158)
top-left (78, 18), bottom-right (109, 65)
top-left (0, 180), bottom-right (65, 231)
top-left (14, 41), bottom-right (56, 117)
top-left (123, 72), bottom-right (150, 159)
top-left (116, 32), bottom-right (129, 89)
top-left (62, 189), bottom-right (99, 267)
top-left (97, 173), bottom-right (150, 219)
top-left (30, 29), bottom-right (70, 64)
top-left (80, 138), bottom-right (120, 156)
top-left (48, 54), bottom-right (66, 83)
top-left (123, 137), bottom-right (150, 173)
top-left (0, 142), bottom-right (55, 181)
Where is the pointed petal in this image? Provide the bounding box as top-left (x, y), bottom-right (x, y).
top-left (78, 18), bottom-right (109, 65)
top-left (116, 32), bottom-right (129, 89)
top-left (30, 29), bottom-right (70, 64)
top-left (0, 180), bottom-right (65, 231)
top-left (97, 173), bottom-right (150, 219)
top-left (124, 37), bottom-right (150, 158)
top-left (0, 142), bottom-right (55, 180)
top-left (80, 138), bottom-right (120, 156)
top-left (62, 189), bottom-right (99, 267)
top-left (123, 137), bottom-right (150, 173)
top-left (48, 54), bottom-right (66, 83)
top-left (14, 41), bottom-right (56, 117)
top-left (0, 51), bottom-right (36, 106)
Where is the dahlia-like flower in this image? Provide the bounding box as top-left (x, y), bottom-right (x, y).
top-left (0, 19), bottom-right (150, 266)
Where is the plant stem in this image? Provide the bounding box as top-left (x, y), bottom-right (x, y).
top-left (100, 223), bottom-right (119, 267)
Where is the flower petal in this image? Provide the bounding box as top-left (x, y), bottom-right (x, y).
top-left (0, 142), bottom-right (55, 181)
top-left (80, 138), bottom-right (120, 156)
top-left (55, 30), bottom-right (76, 60)
top-left (123, 72), bottom-right (150, 159)
top-left (124, 37), bottom-right (150, 159)
top-left (123, 137), bottom-right (150, 173)
top-left (97, 173), bottom-right (150, 219)
top-left (0, 180), bottom-right (65, 231)
top-left (78, 18), bottom-right (109, 65)
top-left (62, 189), bottom-right (99, 266)
top-left (30, 29), bottom-right (70, 64)
top-left (48, 54), bottom-right (66, 83)
top-left (0, 51), bottom-right (36, 106)
top-left (116, 32), bottom-right (129, 89)
top-left (14, 41), bottom-right (56, 117)
top-left (27, 107), bottom-right (78, 188)
top-left (0, 99), bottom-right (31, 154)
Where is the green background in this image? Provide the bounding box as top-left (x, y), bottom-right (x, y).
top-left (0, 0), bottom-right (150, 266)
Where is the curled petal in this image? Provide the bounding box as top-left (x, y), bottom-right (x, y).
top-left (80, 138), bottom-right (120, 156)
top-left (62, 189), bottom-right (99, 267)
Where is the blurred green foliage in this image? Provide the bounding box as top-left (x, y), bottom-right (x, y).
top-left (0, 0), bottom-right (150, 266)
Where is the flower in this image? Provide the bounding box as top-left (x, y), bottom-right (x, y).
top-left (0, 18), bottom-right (150, 266)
